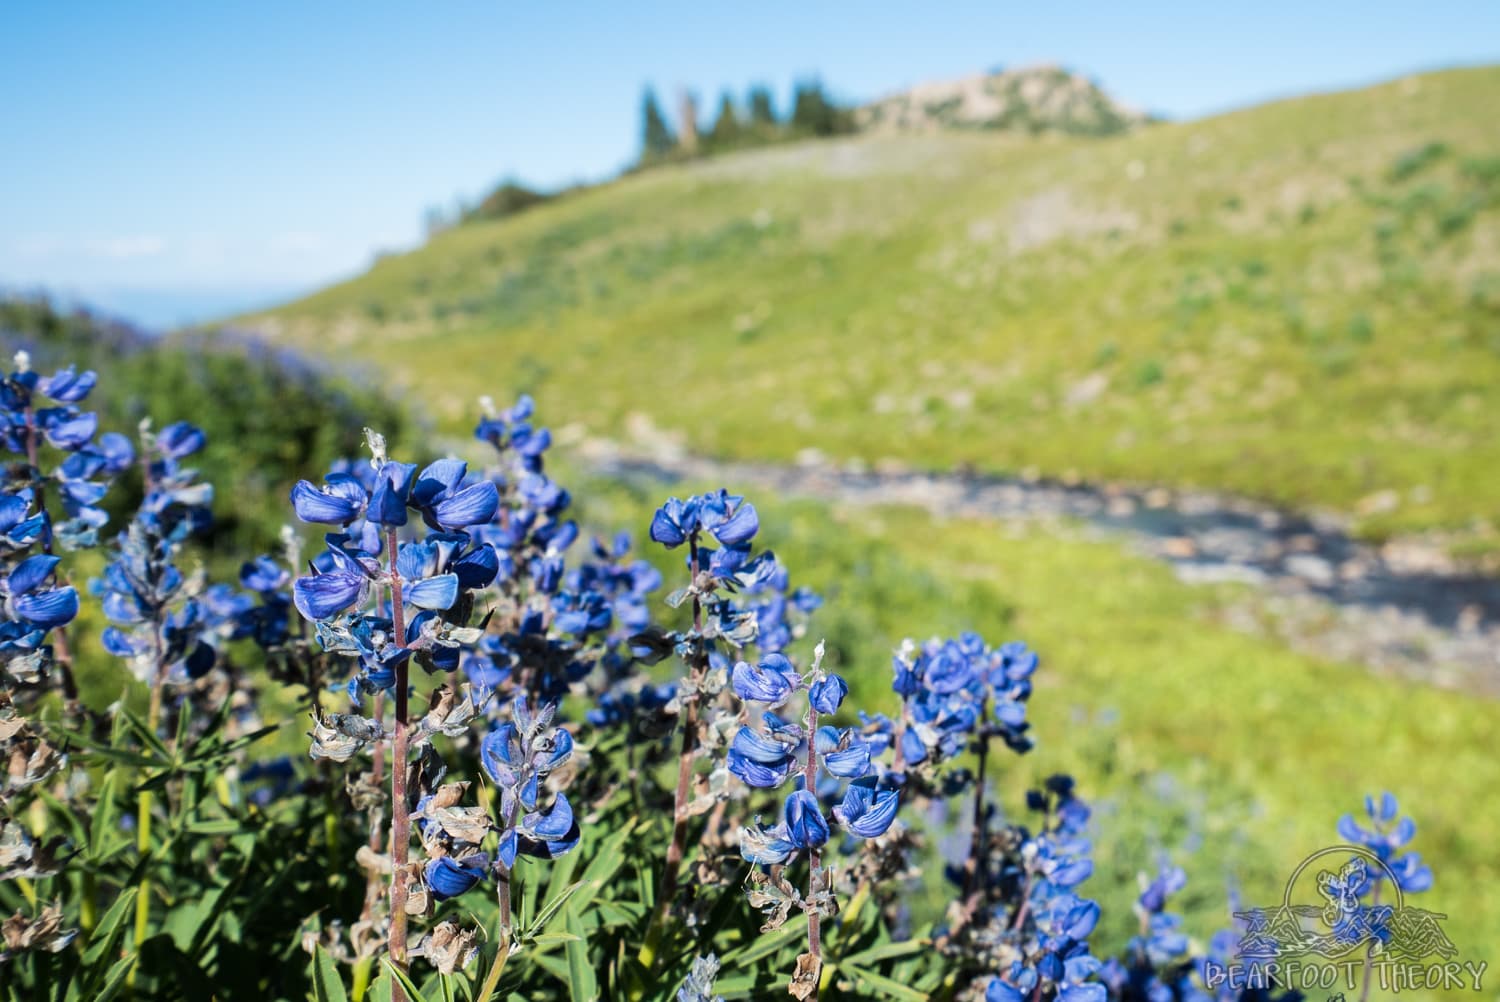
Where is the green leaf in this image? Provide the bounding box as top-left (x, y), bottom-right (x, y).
top-left (365, 970), bottom-right (394, 1002)
top-left (843, 967), bottom-right (930, 1001)
top-left (522, 879), bottom-right (585, 940)
top-left (525, 933), bottom-right (581, 949)
top-left (90, 955), bottom-right (136, 1002)
top-left (721, 915), bottom-right (807, 966)
top-left (81, 886), bottom-right (138, 968)
top-left (563, 908), bottom-right (597, 1002)
top-left (841, 938), bottom-right (931, 968)
top-left (121, 707), bottom-right (173, 761)
top-left (88, 770), bottom-right (120, 860)
top-left (384, 961), bottom-right (433, 1002)
top-left (713, 974), bottom-right (786, 1000)
top-left (567, 818), bottom-right (636, 916)
top-left (186, 818), bottom-right (249, 836)
top-left (313, 945), bottom-right (351, 1002)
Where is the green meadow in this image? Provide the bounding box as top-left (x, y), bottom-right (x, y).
top-left (251, 66), bottom-right (1500, 544)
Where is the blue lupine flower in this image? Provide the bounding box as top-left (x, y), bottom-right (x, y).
top-left (731, 653), bottom-right (800, 707)
top-left (425, 855), bottom-right (490, 900)
top-left (727, 723), bottom-right (800, 788)
top-left (808, 674), bottom-right (848, 715)
top-left (833, 778), bottom-right (900, 838)
top-left (480, 697), bottom-right (580, 870)
top-left (94, 424), bottom-right (229, 687)
top-left (1338, 791), bottom-right (1432, 893)
top-left (784, 789), bottom-right (829, 849)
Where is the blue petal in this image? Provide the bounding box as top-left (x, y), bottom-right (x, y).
top-left (731, 725), bottom-right (797, 765)
top-left (0, 494), bottom-right (29, 533)
top-left (987, 980), bottom-right (1025, 1002)
top-left (518, 821), bottom-right (580, 859)
top-left (7, 554), bottom-right (60, 596)
top-left (44, 412), bottom-right (98, 450)
top-left (784, 790), bottom-right (829, 849)
top-left (836, 782), bottom-right (899, 839)
top-left (523, 793), bottom-right (574, 840)
top-left (14, 587), bottom-right (79, 629)
top-left (292, 571), bottom-right (365, 621)
top-left (405, 573), bottom-right (459, 611)
top-left (727, 748), bottom-right (793, 789)
top-left (412, 458), bottom-right (468, 506)
top-left (711, 501), bottom-right (758, 546)
top-left (648, 502), bottom-right (686, 547)
top-left (453, 544), bottom-right (500, 589)
top-left (731, 658), bottom-right (796, 707)
top-left (809, 674), bottom-right (848, 715)
top-left (823, 743), bottom-right (871, 780)
top-left (496, 829), bottom-right (519, 870)
top-left (1058, 986), bottom-right (1106, 1002)
top-left (101, 626), bottom-right (138, 657)
top-left (430, 481), bottom-right (499, 529)
top-left (739, 822), bottom-right (796, 865)
top-left (290, 480), bottom-right (363, 524)
top-left (98, 432), bottom-right (135, 473)
top-left (480, 725), bottom-right (517, 786)
top-left (366, 479), bottom-right (409, 526)
top-left (157, 421), bottom-right (206, 459)
top-left (425, 856), bottom-right (486, 900)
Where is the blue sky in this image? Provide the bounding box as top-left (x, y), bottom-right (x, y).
top-left (2, 1), bottom-right (1496, 327)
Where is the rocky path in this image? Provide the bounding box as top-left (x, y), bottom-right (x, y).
top-left (577, 441), bottom-right (1500, 697)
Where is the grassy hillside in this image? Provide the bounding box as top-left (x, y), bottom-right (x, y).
top-left (248, 65), bottom-right (1500, 542)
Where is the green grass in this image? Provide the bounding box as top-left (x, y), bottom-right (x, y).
top-left (248, 65), bottom-right (1500, 544)
top-left (569, 474), bottom-right (1497, 997)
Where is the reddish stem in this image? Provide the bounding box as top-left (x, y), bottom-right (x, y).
top-left (384, 527), bottom-right (412, 994)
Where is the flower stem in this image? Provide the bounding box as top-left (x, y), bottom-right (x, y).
top-left (804, 701), bottom-right (823, 986)
top-left (128, 616), bottom-right (169, 988)
top-left (384, 527), bottom-right (412, 998)
top-left (640, 537), bottom-right (707, 976)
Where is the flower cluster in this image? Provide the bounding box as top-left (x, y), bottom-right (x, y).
top-left (461, 395), bottom-right (637, 712)
top-left (1, 354), bottom-right (133, 551)
top-left (732, 643), bottom-right (902, 868)
top-left (1098, 863), bottom-right (1199, 1002)
top-left (980, 777), bottom-right (1107, 1002)
top-left (94, 422), bottom-right (227, 687)
top-left (892, 634), bottom-right (1039, 771)
top-left (478, 695), bottom-right (580, 872)
top-left (290, 435), bottom-right (500, 704)
top-left (1337, 791), bottom-right (1432, 894)
top-left (0, 354), bottom-right (130, 689)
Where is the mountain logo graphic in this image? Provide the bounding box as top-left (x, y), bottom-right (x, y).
top-left (1233, 845), bottom-right (1457, 962)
